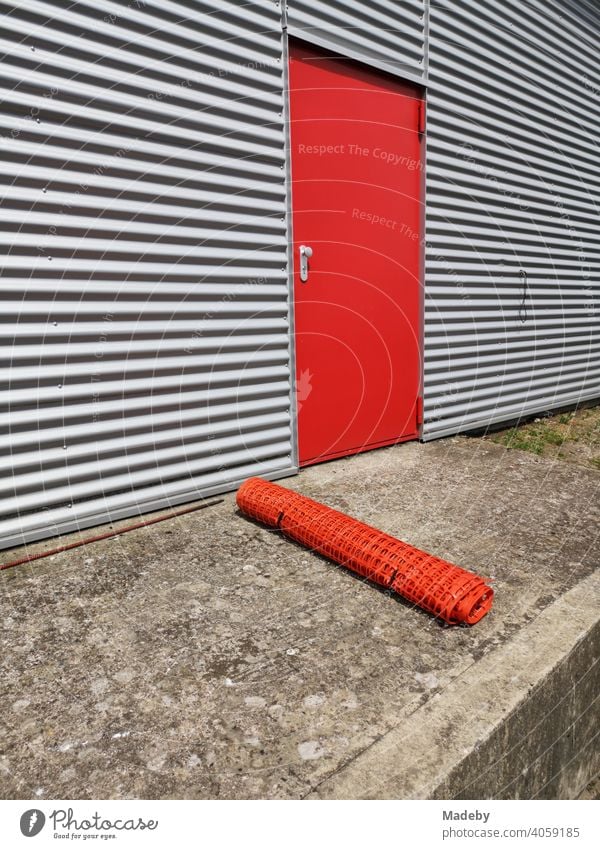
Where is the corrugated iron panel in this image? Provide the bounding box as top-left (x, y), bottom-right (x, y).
top-left (423, 0), bottom-right (600, 437)
top-left (0, 0), bottom-right (294, 549)
top-left (286, 0), bottom-right (427, 82)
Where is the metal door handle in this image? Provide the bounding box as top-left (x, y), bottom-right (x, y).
top-left (299, 245), bottom-right (313, 282)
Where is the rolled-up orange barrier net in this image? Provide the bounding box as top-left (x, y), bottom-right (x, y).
top-left (236, 477), bottom-right (493, 625)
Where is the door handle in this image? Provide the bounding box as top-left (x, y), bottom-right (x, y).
top-left (299, 245), bottom-right (313, 283)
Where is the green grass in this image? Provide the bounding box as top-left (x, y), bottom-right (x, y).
top-left (495, 422), bottom-right (563, 455)
top-left (488, 405), bottom-right (600, 470)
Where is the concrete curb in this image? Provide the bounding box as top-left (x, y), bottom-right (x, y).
top-left (309, 570), bottom-right (600, 799)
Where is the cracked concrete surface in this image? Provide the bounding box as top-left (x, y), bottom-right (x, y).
top-left (0, 436), bottom-right (598, 799)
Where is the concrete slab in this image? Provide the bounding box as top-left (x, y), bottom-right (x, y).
top-left (0, 437), bottom-right (598, 799)
top-left (309, 571), bottom-right (599, 799)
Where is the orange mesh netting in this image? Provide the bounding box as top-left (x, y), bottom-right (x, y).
top-left (236, 477), bottom-right (493, 625)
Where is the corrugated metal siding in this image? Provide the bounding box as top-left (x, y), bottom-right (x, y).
top-left (424, 0), bottom-right (600, 438)
top-left (286, 0), bottom-right (427, 82)
top-left (0, 0), bottom-right (294, 549)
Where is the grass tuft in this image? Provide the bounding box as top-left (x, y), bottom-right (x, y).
top-left (488, 405), bottom-right (600, 471)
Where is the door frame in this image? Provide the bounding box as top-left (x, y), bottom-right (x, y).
top-left (282, 31), bottom-right (428, 465)
top-left (281, 30), bottom-right (300, 470)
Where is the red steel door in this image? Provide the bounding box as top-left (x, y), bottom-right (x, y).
top-left (289, 41), bottom-right (423, 466)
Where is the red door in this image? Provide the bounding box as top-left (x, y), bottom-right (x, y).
top-left (289, 41), bottom-right (423, 466)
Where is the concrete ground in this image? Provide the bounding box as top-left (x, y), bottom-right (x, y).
top-left (0, 435), bottom-right (598, 799)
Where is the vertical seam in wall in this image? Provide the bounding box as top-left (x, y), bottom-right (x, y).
top-left (423, 0), bottom-right (431, 80)
top-left (281, 10), bottom-right (300, 470)
top-left (419, 0), bottom-right (430, 436)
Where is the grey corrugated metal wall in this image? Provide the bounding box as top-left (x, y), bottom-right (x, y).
top-left (4, 1), bottom-right (600, 548)
top-left (286, 0), bottom-right (427, 83)
top-left (0, 0), bottom-right (294, 549)
top-left (423, 0), bottom-right (600, 437)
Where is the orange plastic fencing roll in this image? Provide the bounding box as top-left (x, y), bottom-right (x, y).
top-left (236, 477), bottom-right (493, 625)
